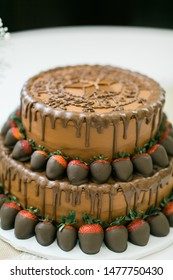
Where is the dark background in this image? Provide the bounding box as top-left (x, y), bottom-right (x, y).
top-left (1, 0), bottom-right (173, 32)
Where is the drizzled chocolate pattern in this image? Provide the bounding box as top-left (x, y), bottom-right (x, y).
top-left (25, 65), bottom-right (163, 113)
top-left (21, 65), bottom-right (165, 159)
top-left (1, 138), bottom-right (173, 226)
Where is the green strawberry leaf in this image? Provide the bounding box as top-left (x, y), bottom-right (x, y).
top-left (58, 211), bottom-right (77, 231)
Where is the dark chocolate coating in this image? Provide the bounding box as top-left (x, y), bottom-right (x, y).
top-left (132, 154), bottom-right (153, 177)
top-left (67, 164), bottom-right (89, 186)
top-left (35, 222), bottom-right (56, 246)
top-left (1, 121), bottom-right (11, 137)
top-left (165, 214), bottom-right (173, 227)
top-left (150, 145), bottom-right (169, 168)
top-left (4, 129), bottom-right (18, 149)
top-left (46, 157), bottom-right (66, 180)
top-left (147, 212), bottom-right (170, 237)
top-left (169, 129), bottom-right (173, 138)
top-left (57, 227), bottom-right (77, 251)
top-left (0, 194), bottom-right (5, 208)
top-left (12, 141), bottom-right (32, 162)
top-left (14, 213), bottom-right (38, 239)
top-left (112, 159), bottom-right (133, 181)
top-left (78, 232), bottom-right (104, 254)
top-left (128, 222), bottom-right (150, 246)
top-left (0, 206), bottom-right (19, 230)
top-left (30, 152), bottom-right (48, 172)
top-left (104, 226), bottom-right (128, 252)
top-left (161, 136), bottom-right (173, 156)
top-left (90, 161), bottom-right (112, 184)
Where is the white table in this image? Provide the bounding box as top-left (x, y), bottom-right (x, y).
top-left (0, 26), bottom-right (173, 260)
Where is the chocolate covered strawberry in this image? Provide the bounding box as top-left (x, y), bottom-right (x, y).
top-left (0, 183), bottom-right (6, 208)
top-left (0, 193), bottom-right (6, 208)
top-left (46, 151), bottom-right (68, 180)
top-left (78, 214), bottom-right (104, 254)
top-left (147, 143), bottom-right (169, 168)
top-left (67, 158), bottom-right (89, 185)
top-left (159, 128), bottom-right (173, 156)
top-left (112, 152), bottom-right (133, 181)
top-left (160, 194), bottom-right (173, 227)
top-left (14, 207), bottom-right (39, 239)
top-left (164, 120), bottom-right (173, 137)
top-left (30, 146), bottom-right (49, 172)
top-left (12, 139), bottom-right (34, 162)
top-left (4, 127), bottom-right (24, 149)
top-left (35, 217), bottom-right (56, 246)
top-left (145, 207), bottom-right (170, 237)
top-left (57, 211), bottom-right (77, 251)
top-left (126, 210), bottom-right (150, 246)
top-left (132, 148), bottom-right (153, 177)
top-left (90, 155), bottom-right (111, 184)
top-left (0, 196), bottom-right (21, 230)
top-left (104, 216), bottom-right (128, 252)
top-left (1, 107), bottom-right (21, 137)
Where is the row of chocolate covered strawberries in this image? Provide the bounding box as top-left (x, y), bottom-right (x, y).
top-left (0, 188), bottom-right (173, 254)
top-left (1, 108), bottom-right (173, 185)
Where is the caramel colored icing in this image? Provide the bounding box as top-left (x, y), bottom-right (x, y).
top-left (21, 65), bottom-right (165, 160)
top-left (1, 138), bottom-right (173, 227)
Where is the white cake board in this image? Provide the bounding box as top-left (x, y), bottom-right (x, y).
top-left (0, 220), bottom-right (173, 260)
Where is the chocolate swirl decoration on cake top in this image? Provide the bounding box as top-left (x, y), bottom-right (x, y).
top-left (24, 65), bottom-right (164, 114)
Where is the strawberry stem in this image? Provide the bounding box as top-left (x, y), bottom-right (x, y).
top-left (58, 211), bottom-right (77, 231)
top-left (126, 209), bottom-right (143, 221)
top-left (90, 154), bottom-right (108, 162)
top-left (2, 195), bottom-right (20, 206)
top-left (143, 206), bottom-right (161, 219)
top-left (82, 213), bottom-right (102, 225)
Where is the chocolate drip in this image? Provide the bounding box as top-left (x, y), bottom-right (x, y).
top-left (23, 181), bottom-right (28, 208)
top-left (85, 117), bottom-right (91, 147)
top-left (8, 169), bottom-right (11, 193)
top-left (112, 119), bottom-right (119, 155)
top-left (41, 186), bottom-right (46, 217)
top-left (107, 185), bottom-right (119, 221)
top-left (121, 183), bottom-right (136, 215)
top-left (18, 177), bottom-right (22, 192)
top-left (120, 113), bottom-right (130, 139)
top-left (132, 111), bottom-right (143, 147)
top-left (97, 191), bottom-right (103, 218)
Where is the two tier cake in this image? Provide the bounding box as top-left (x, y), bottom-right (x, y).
top-left (0, 65), bottom-right (173, 253)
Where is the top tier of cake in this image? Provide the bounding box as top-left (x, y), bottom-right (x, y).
top-left (21, 65), bottom-right (165, 160)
